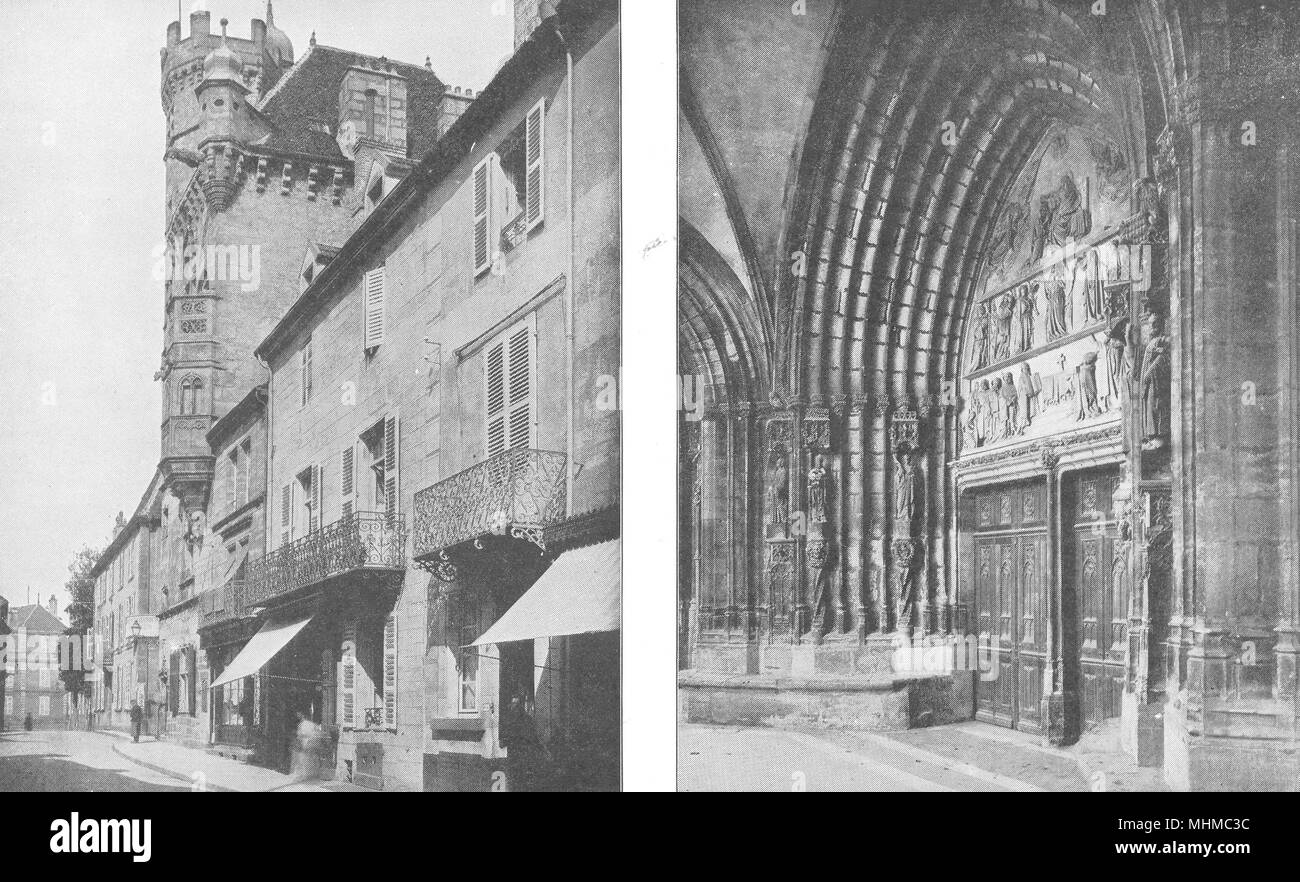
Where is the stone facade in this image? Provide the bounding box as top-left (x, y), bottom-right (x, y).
top-left (677, 0), bottom-right (1300, 792)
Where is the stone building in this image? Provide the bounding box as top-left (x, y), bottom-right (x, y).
top-left (247, 0), bottom-right (620, 791)
top-left (3, 600), bottom-right (68, 729)
top-left (677, 0), bottom-right (1300, 791)
top-left (90, 4), bottom-right (478, 749)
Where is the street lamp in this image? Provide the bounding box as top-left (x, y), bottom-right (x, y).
top-left (131, 621), bottom-right (141, 644)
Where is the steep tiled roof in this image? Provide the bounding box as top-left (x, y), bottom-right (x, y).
top-left (257, 45), bottom-right (446, 159)
top-left (6, 604), bottom-right (66, 634)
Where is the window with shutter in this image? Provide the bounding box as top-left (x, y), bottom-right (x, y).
top-left (484, 318), bottom-right (535, 458)
top-left (341, 446), bottom-right (354, 520)
top-left (280, 484), bottom-right (292, 547)
top-left (340, 626), bottom-right (356, 729)
top-left (363, 267), bottom-right (385, 350)
top-left (312, 464), bottom-right (323, 532)
top-left (300, 338), bottom-right (313, 405)
top-left (383, 414), bottom-right (399, 519)
top-left (526, 98), bottom-right (545, 230)
top-left (382, 614), bottom-right (397, 729)
top-left (472, 155), bottom-right (493, 275)
top-left (186, 647), bottom-right (197, 715)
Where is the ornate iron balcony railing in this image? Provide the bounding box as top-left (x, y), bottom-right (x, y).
top-left (412, 449), bottom-right (566, 562)
top-left (245, 511), bottom-right (407, 607)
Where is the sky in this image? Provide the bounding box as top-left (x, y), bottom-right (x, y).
top-left (0, 0), bottom-right (513, 617)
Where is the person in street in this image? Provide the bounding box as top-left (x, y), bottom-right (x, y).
top-left (129, 701), bottom-right (143, 743)
top-left (290, 711), bottom-right (321, 781)
top-left (501, 694), bottom-right (547, 792)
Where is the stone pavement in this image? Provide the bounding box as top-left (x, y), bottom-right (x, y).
top-left (103, 730), bottom-right (365, 792)
top-left (679, 720), bottom-right (1168, 792)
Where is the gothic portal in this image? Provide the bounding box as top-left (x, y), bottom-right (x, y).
top-left (677, 0), bottom-right (1300, 791)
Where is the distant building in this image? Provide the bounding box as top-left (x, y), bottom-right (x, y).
top-left (4, 600), bottom-right (69, 729)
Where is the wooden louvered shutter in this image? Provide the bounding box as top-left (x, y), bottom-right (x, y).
top-left (280, 484), bottom-right (292, 546)
top-left (310, 464), bottom-right (323, 532)
top-left (186, 647), bottom-right (197, 715)
top-left (472, 155), bottom-right (492, 275)
top-left (340, 625), bottom-right (356, 729)
top-left (383, 414), bottom-right (399, 519)
top-left (382, 614), bottom-right (397, 729)
top-left (340, 446), bottom-right (355, 520)
top-left (526, 98), bottom-right (545, 230)
top-left (300, 339), bottom-right (313, 405)
top-left (486, 340), bottom-right (506, 458)
top-left (363, 267), bottom-right (385, 350)
top-left (505, 324), bottom-right (532, 450)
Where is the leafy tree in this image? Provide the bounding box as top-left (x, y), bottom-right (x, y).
top-left (59, 545), bottom-right (101, 722)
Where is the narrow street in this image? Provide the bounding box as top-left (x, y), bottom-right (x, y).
top-left (0, 730), bottom-right (186, 792)
top-left (678, 721), bottom-right (1160, 792)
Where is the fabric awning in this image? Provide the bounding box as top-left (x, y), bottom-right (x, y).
top-left (473, 538), bottom-right (620, 645)
top-left (210, 612), bottom-right (313, 689)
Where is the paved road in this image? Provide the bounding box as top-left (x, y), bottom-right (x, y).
top-left (0, 730), bottom-right (187, 792)
top-left (679, 722), bottom-right (1088, 792)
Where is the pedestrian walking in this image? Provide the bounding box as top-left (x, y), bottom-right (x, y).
top-left (129, 701), bottom-right (143, 743)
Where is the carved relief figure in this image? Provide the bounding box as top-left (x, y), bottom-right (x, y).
top-left (975, 379), bottom-right (995, 445)
top-left (1042, 272), bottom-right (1070, 340)
top-left (1104, 318), bottom-right (1128, 403)
top-left (1016, 284), bottom-right (1037, 352)
top-left (999, 371), bottom-right (1019, 436)
top-left (987, 202), bottom-right (1028, 277)
top-left (1075, 351), bottom-right (1101, 420)
top-left (893, 445), bottom-right (922, 527)
top-left (987, 376), bottom-right (1006, 443)
top-left (1134, 175), bottom-right (1164, 234)
top-left (893, 539), bottom-right (919, 631)
top-left (766, 449), bottom-right (789, 525)
top-left (992, 293), bottom-right (1015, 361)
top-left (1016, 363), bottom-right (1040, 431)
top-left (807, 541), bottom-right (837, 637)
top-left (1032, 173), bottom-right (1092, 261)
top-left (807, 455), bottom-right (828, 524)
top-left (1140, 315), bottom-right (1172, 446)
top-left (970, 302), bottom-right (990, 370)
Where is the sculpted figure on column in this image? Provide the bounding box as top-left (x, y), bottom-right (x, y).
top-left (893, 445), bottom-right (922, 528)
top-left (807, 455), bottom-right (828, 524)
top-left (766, 449), bottom-right (789, 525)
top-left (1140, 314), bottom-right (1172, 446)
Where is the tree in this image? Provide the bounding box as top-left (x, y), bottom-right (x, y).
top-left (59, 545), bottom-right (101, 724)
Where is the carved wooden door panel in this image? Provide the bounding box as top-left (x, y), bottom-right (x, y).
top-left (971, 480), bottom-right (1049, 731)
top-left (1069, 471), bottom-right (1124, 729)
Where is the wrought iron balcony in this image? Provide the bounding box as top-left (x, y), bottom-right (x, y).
top-left (245, 511), bottom-right (407, 607)
top-left (412, 449), bottom-right (567, 564)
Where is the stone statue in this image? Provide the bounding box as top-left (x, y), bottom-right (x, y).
top-left (987, 376), bottom-right (1006, 442)
top-left (970, 302), bottom-right (990, 370)
top-left (893, 446), bottom-right (922, 526)
top-left (1000, 371), bottom-right (1019, 436)
top-left (766, 451), bottom-right (789, 525)
top-left (992, 293), bottom-right (1015, 361)
top-left (976, 379), bottom-right (995, 444)
top-left (1140, 315), bottom-right (1172, 446)
top-left (1032, 173), bottom-right (1092, 261)
top-left (1135, 175), bottom-right (1163, 232)
top-left (1016, 284), bottom-right (1037, 352)
top-left (893, 539), bottom-right (919, 632)
top-left (1016, 363), bottom-right (1040, 431)
top-left (1043, 274), bottom-right (1070, 340)
top-left (1104, 318), bottom-right (1128, 404)
top-left (807, 542), bottom-right (837, 638)
top-left (1075, 351), bottom-right (1101, 420)
top-left (807, 455), bottom-right (828, 524)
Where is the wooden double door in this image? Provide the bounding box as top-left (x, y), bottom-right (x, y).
top-left (970, 481), bottom-right (1049, 732)
top-left (969, 468), bottom-right (1125, 736)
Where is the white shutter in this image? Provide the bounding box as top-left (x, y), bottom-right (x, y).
top-left (340, 625), bottom-right (356, 729)
top-left (383, 413), bottom-right (399, 519)
top-left (382, 614), bottom-right (397, 729)
top-left (363, 267), bottom-right (385, 350)
top-left (486, 340), bottom-right (506, 458)
top-left (340, 446), bottom-right (355, 520)
top-left (472, 154), bottom-right (493, 275)
top-left (505, 324), bottom-right (533, 450)
top-left (280, 484), bottom-right (292, 546)
top-left (525, 98), bottom-right (545, 230)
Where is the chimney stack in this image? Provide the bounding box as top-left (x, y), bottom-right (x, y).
top-left (191, 10), bottom-right (212, 39)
